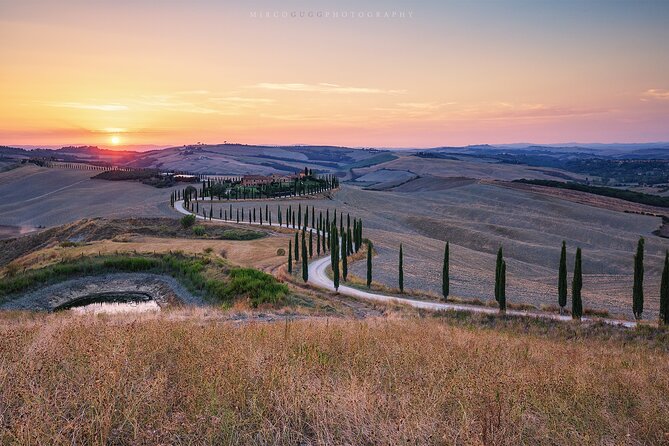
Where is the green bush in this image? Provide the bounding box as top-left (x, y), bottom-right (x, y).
top-left (192, 226), bottom-right (206, 236)
top-left (181, 214), bottom-right (196, 229)
top-left (219, 268), bottom-right (288, 307)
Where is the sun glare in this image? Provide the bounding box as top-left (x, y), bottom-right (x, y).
top-left (110, 135), bottom-right (121, 145)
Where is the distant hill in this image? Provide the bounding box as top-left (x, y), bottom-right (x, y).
top-left (0, 143), bottom-right (388, 175)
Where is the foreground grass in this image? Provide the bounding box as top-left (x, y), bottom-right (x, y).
top-left (0, 253), bottom-right (287, 308)
top-left (0, 313), bottom-right (667, 445)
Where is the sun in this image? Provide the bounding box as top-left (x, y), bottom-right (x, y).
top-left (110, 135), bottom-right (121, 145)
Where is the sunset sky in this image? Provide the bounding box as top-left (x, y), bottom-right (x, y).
top-left (1, 0), bottom-right (668, 148)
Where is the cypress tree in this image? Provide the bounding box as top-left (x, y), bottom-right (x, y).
top-left (442, 242), bottom-right (449, 301)
top-left (660, 250), bottom-right (669, 325)
top-left (332, 225), bottom-right (340, 290)
top-left (558, 241), bottom-right (568, 315)
top-left (309, 230), bottom-right (313, 258)
top-left (342, 232), bottom-right (348, 281)
top-left (302, 231), bottom-right (308, 282)
top-left (317, 228), bottom-right (321, 256)
top-left (298, 204), bottom-right (302, 228)
top-left (288, 240), bottom-right (293, 274)
top-left (499, 260), bottom-right (507, 313)
top-left (632, 237), bottom-right (645, 320)
top-left (294, 232), bottom-right (299, 261)
top-left (366, 241), bottom-right (373, 288)
top-left (572, 247), bottom-right (583, 320)
top-left (495, 247), bottom-right (503, 302)
top-left (347, 227), bottom-right (353, 255)
top-left (399, 244), bottom-right (404, 293)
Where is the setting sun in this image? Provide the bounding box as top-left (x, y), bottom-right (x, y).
top-left (110, 135), bottom-right (121, 145)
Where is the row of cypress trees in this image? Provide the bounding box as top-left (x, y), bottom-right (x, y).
top-left (409, 237), bottom-right (665, 322)
top-left (170, 173), bottom-right (340, 204)
top-left (179, 194), bottom-right (668, 323)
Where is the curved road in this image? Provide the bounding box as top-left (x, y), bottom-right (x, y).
top-left (173, 200), bottom-right (636, 328)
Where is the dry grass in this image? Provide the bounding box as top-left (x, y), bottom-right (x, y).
top-left (1, 312), bottom-right (668, 445)
top-left (6, 234), bottom-right (290, 276)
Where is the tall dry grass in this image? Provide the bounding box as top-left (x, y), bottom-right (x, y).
top-left (1, 311), bottom-right (668, 445)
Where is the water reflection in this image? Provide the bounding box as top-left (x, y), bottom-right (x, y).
top-left (71, 300), bottom-right (160, 315)
top-left (56, 292), bottom-right (161, 314)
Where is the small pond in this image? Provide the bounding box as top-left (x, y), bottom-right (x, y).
top-left (55, 292), bottom-right (161, 314)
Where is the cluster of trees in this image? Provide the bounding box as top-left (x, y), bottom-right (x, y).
top-left (171, 172), bottom-right (339, 203)
top-left (284, 206), bottom-right (365, 286)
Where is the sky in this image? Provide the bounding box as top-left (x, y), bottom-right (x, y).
top-left (1, 0), bottom-right (668, 148)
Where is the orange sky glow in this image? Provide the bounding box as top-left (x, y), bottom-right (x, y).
top-left (1, 0), bottom-right (668, 148)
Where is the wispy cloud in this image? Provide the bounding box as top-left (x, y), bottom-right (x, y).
top-left (209, 96), bottom-right (275, 106)
top-left (395, 102), bottom-right (451, 110)
top-left (642, 89), bottom-right (669, 101)
top-left (44, 102), bottom-right (128, 111)
top-left (252, 82), bottom-right (406, 95)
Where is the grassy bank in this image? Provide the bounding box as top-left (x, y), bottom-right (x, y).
top-left (0, 314), bottom-right (667, 444)
top-left (0, 253), bottom-right (287, 308)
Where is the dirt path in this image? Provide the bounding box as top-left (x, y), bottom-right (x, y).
top-left (173, 199), bottom-right (637, 328)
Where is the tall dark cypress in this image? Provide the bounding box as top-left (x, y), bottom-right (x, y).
top-left (309, 230), bottom-right (313, 258)
top-left (660, 250), bottom-right (669, 325)
top-left (294, 231), bottom-right (299, 261)
top-left (572, 247), bottom-right (583, 320)
top-left (495, 247), bottom-right (503, 302)
top-left (366, 241), bottom-right (373, 288)
top-left (558, 241), bottom-right (568, 314)
top-left (317, 228), bottom-right (321, 256)
top-left (332, 225), bottom-right (340, 290)
top-left (632, 237), bottom-right (645, 320)
top-left (442, 242), bottom-right (449, 301)
top-left (399, 244), bottom-right (404, 293)
top-left (302, 231), bottom-right (308, 282)
top-left (342, 232), bottom-right (348, 281)
top-left (499, 260), bottom-right (507, 313)
top-left (288, 240), bottom-right (293, 274)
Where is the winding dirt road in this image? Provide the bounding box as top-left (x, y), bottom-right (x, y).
top-left (173, 199), bottom-right (637, 328)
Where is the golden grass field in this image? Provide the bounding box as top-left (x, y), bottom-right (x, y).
top-left (1, 311), bottom-right (667, 445)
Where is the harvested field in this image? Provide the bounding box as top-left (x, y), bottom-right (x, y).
top-left (354, 155), bottom-right (587, 181)
top-left (0, 165), bottom-right (177, 229)
top-left (350, 168), bottom-right (417, 189)
top-left (211, 181), bottom-right (669, 319)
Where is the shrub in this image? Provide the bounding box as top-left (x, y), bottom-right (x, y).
top-left (192, 226), bottom-right (206, 236)
top-left (218, 268), bottom-right (288, 307)
top-left (276, 248), bottom-right (286, 256)
top-left (180, 214), bottom-right (196, 229)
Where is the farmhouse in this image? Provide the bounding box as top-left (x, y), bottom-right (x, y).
top-left (241, 175), bottom-right (272, 186)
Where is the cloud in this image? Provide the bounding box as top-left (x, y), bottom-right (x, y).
top-left (252, 82), bottom-right (406, 95)
top-left (642, 89), bottom-right (669, 101)
top-left (44, 102), bottom-right (128, 111)
top-left (209, 96), bottom-right (275, 106)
